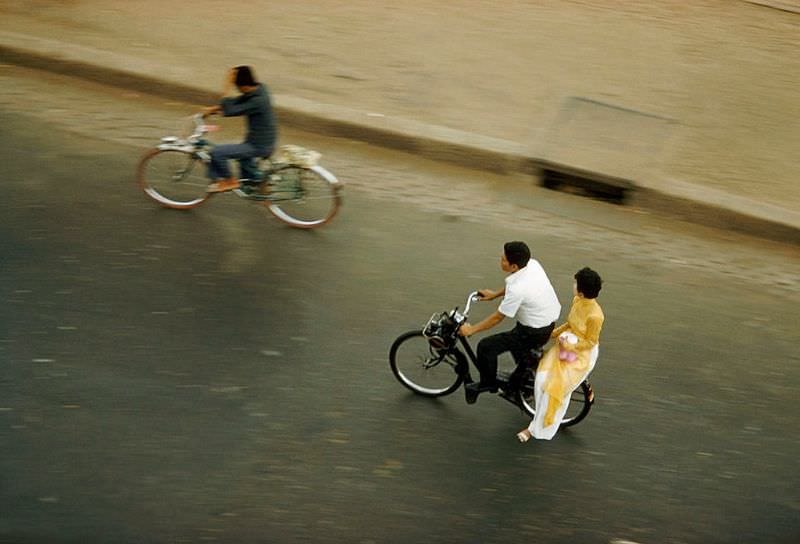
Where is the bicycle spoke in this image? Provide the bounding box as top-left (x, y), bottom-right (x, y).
top-left (265, 166), bottom-right (340, 228)
top-left (389, 331), bottom-right (463, 397)
top-left (138, 149), bottom-right (210, 209)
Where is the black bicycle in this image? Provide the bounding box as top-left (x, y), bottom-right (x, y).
top-left (389, 292), bottom-right (594, 426)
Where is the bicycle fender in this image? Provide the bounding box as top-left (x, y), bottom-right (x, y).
top-left (156, 143), bottom-right (194, 151)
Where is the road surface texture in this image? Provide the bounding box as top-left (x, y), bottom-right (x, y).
top-left (1, 66), bottom-right (799, 543)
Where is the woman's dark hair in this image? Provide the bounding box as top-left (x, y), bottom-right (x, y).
top-left (235, 65), bottom-right (257, 87)
top-left (503, 241), bottom-right (531, 269)
top-left (575, 267), bottom-right (602, 299)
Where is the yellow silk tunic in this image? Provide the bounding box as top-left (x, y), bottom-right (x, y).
top-left (538, 296), bottom-right (604, 426)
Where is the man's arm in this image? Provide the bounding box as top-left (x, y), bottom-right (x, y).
top-left (459, 286), bottom-right (507, 336)
top-left (219, 96), bottom-right (259, 117)
top-left (459, 310), bottom-right (505, 337)
top-left (201, 69), bottom-right (237, 116)
top-left (478, 288), bottom-right (505, 301)
top-left (222, 67), bottom-right (237, 97)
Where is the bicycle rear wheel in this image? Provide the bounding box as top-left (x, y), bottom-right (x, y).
top-left (265, 165), bottom-right (341, 228)
top-left (389, 330), bottom-right (464, 397)
top-left (138, 149), bottom-right (210, 209)
top-left (517, 371), bottom-right (593, 427)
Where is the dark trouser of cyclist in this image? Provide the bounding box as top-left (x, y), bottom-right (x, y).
top-left (208, 142), bottom-right (272, 182)
top-left (470, 321), bottom-right (554, 398)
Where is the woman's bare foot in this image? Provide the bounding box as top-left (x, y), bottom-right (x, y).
top-left (516, 429), bottom-right (532, 443)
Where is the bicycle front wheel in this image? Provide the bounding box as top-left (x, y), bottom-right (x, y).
top-left (265, 165), bottom-right (341, 228)
top-left (138, 149), bottom-right (210, 209)
top-left (517, 372), bottom-right (593, 427)
top-left (389, 330), bottom-right (465, 397)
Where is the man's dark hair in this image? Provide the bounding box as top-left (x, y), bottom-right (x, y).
top-left (503, 241), bottom-right (531, 269)
top-left (235, 65), bottom-right (257, 87)
top-left (575, 267), bottom-right (602, 299)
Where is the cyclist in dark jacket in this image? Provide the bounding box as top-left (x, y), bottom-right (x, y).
top-left (202, 65), bottom-right (277, 193)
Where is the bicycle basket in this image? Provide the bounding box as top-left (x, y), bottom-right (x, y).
top-left (423, 312), bottom-right (457, 349)
top-left (272, 145), bottom-right (321, 167)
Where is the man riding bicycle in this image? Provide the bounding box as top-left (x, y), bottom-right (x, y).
top-left (201, 65), bottom-right (277, 193)
top-left (459, 241), bottom-right (561, 404)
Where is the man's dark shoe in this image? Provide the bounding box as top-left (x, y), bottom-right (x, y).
top-left (464, 381), bottom-right (498, 404)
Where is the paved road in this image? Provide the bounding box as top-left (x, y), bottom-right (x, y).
top-left (1, 68), bottom-right (799, 544)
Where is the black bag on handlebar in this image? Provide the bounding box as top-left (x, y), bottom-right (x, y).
top-left (423, 312), bottom-right (458, 349)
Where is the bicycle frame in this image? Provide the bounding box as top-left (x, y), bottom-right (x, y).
top-left (151, 115), bottom-right (305, 201)
top-left (423, 292), bottom-right (537, 407)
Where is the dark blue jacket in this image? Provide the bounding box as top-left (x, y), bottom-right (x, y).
top-left (220, 83), bottom-right (276, 153)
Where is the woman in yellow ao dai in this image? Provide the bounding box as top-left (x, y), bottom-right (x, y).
top-left (518, 267), bottom-right (604, 442)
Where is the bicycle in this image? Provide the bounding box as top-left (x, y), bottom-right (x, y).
top-left (389, 292), bottom-right (595, 426)
top-left (137, 114), bottom-right (342, 229)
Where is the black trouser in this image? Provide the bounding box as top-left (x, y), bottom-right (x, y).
top-left (475, 322), bottom-right (555, 388)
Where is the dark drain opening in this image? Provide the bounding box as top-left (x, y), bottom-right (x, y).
top-left (541, 169), bottom-right (630, 204)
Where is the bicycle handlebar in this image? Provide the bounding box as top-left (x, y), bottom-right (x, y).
top-left (461, 291), bottom-right (483, 317)
top-left (187, 114), bottom-right (206, 140)
top-left (188, 113), bottom-right (220, 141)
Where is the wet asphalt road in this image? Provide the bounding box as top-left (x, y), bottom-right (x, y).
top-left (1, 70), bottom-right (799, 544)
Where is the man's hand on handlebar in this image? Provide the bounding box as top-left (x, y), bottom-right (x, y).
top-left (477, 289), bottom-right (499, 301)
top-left (460, 290), bottom-right (492, 335)
top-left (201, 105), bottom-right (221, 117)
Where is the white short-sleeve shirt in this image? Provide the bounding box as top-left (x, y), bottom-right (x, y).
top-left (497, 259), bottom-right (561, 328)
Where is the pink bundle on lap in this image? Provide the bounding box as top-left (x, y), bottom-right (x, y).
top-left (558, 332), bottom-right (579, 362)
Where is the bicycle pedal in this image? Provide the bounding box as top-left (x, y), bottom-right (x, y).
top-left (497, 387), bottom-right (517, 399)
top-left (237, 181), bottom-right (268, 196)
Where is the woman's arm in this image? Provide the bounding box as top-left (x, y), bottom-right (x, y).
top-left (550, 322), bottom-right (569, 339)
top-left (570, 316), bottom-right (603, 351)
